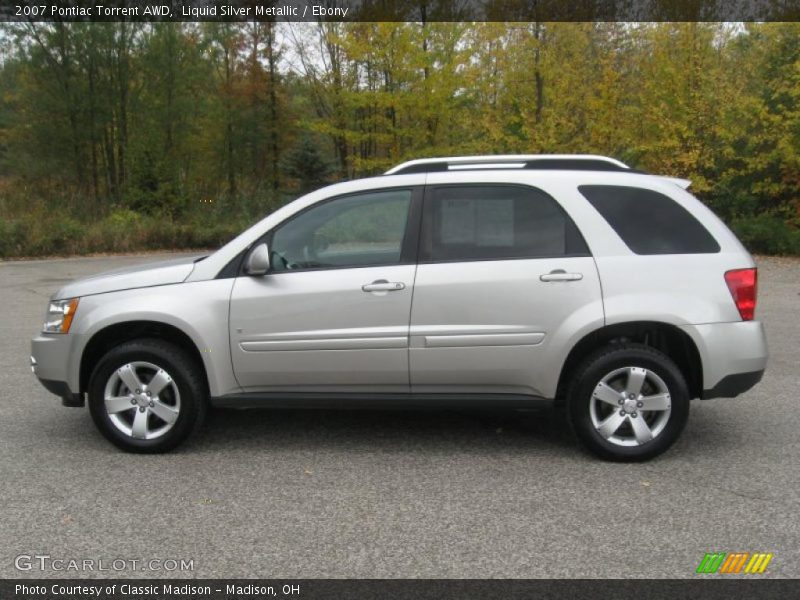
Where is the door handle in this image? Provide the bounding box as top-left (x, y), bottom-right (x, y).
top-left (540, 269), bottom-right (583, 282)
top-left (362, 279), bottom-right (406, 292)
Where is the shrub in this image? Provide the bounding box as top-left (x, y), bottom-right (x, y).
top-left (43, 218), bottom-right (84, 255)
top-left (0, 218), bottom-right (28, 257)
top-left (83, 209), bottom-right (146, 253)
top-left (729, 215), bottom-right (800, 255)
top-left (106, 208), bottom-right (143, 231)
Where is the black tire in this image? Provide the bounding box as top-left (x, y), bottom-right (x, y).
top-left (566, 343), bottom-right (690, 462)
top-left (88, 338), bottom-right (207, 453)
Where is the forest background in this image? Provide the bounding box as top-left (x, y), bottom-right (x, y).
top-left (1, 21), bottom-right (799, 257)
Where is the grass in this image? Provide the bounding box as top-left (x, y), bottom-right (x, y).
top-left (0, 210), bottom-right (251, 258)
top-left (0, 184), bottom-right (285, 259)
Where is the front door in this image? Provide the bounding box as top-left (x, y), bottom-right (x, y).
top-left (409, 184), bottom-right (603, 397)
top-left (229, 187), bottom-right (420, 393)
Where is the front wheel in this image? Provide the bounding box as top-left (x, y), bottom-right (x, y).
top-left (567, 344), bottom-right (690, 461)
top-left (88, 339), bottom-right (207, 453)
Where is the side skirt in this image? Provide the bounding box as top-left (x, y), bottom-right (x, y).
top-left (209, 392), bottom-right (554, 411)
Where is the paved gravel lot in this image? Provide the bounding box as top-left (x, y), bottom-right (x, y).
top-left (0, 253), bottom-right (798, 579)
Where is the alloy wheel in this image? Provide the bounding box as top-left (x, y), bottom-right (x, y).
top-left (589, 366), bottom-right (672, 447)
top-left (103, 361), bottom-right (181, 440)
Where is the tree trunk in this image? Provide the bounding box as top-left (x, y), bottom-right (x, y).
top-left (534, 23), bottom-right (544, 124)
top-left (266, 22), bottom-right (280, 191)
top-left (116, 23), bottom-right (130, 189)
top-left (224, 44), bottom-right (236, 197)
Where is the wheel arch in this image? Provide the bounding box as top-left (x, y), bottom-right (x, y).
top-left (79, 320), bottom-right (209, 395)
top-left (555, 321), bottom-right (703, 402)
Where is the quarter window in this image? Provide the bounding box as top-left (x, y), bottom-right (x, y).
top-left (420, 185), bottom-right (588, 262)
top-left (270, 189), bottom-right (412, 271)
top-left (578, 185), bottom-right (720, 255)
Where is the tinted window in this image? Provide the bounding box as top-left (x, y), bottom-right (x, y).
top-left (579, 185), bottom-right (720, 255)
top-left (421, 185), bottom-right (588, 262)
top-left (270, 189), bottom-right (412, 271)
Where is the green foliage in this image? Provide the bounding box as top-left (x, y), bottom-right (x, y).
top-left (1, 22), bottom-right (800, 256)
top-left (282, 135), bottom-right (332, 194)
top-left (46, 218), bottom-right (84, 254)
top-left (105, 208), bottom-right (143, 230)
top-left (0, 211), bottom-right (83, 257)
top-left (0, 218), bottom-right (26, 257)
top-left (0, 202), bottom-right (259, 258)
top-left (730, 215), bottom-right (800, 255)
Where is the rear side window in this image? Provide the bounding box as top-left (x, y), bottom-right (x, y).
top-left (421, 185), bottom-right (589, 262)
top-left (578, 185), bottom-right (720, 255)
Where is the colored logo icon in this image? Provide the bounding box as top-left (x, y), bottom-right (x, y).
top-left (696, 552), bottom-right (773, 574)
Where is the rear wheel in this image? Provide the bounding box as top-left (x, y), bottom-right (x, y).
top-left (88, 339), bottom-right (206, 453)
top-left (567, 344), bottom-right (690, 461)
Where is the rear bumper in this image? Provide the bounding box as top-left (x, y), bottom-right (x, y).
top-left (701, 369), bottom-right (765, 399)
top-left (680, 320), bottom-right (768, 399)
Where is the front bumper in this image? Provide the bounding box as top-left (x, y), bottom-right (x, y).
top-left (36, 374), bottom-right (84, 406)
top-left (31, 334), bottom-right (83, 407)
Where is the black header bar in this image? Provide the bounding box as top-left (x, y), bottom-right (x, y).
top-left (2, 0), bottom-right (800, 23)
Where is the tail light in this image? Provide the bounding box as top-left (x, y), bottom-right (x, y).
top-left (724, 268), bottom-right (758, 321)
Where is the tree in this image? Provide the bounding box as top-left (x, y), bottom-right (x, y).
top-left (283, 135), bottom-right (332, 194)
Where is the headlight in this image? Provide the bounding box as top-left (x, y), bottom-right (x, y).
top-left (43, 298), bottom-right (80, 334)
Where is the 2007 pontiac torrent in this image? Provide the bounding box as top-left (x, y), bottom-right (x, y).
top-left (31, 155), bottom-right (768, 460)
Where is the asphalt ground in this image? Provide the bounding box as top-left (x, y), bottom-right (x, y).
top-left (0, 253), bottom-right (798, 579)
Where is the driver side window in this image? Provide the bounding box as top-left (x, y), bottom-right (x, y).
top-left (270, 189), bottom-right (413, 272)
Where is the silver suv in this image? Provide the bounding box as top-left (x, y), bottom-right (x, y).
top-left (30, 155), bottom-right (768, 460)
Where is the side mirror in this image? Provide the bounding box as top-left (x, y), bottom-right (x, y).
top-left (244, 243), bottom-right (270, 276)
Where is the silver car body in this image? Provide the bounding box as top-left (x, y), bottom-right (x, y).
top-left (31, 160), bottom-right (768, 406)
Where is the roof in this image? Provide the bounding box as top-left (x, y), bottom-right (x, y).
top-left (383, 154), bottom-right (691, 189)
top-left (385, 155), bottom-right (632, 175)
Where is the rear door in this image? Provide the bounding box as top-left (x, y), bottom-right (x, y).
top-left (409, 183), bottom-right (603, 397)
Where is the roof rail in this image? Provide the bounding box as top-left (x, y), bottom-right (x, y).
top-left (385, 154), bottom-right (633, 175)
